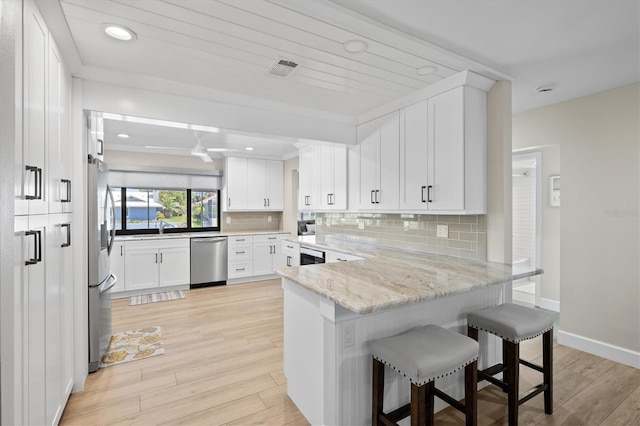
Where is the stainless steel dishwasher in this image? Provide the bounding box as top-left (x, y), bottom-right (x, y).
top-left (190, 237), bottom-right (228, 288)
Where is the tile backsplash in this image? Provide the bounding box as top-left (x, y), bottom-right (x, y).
top-left (316, 213), bottom-right (487, 260)
top-left (222, 212), bottom-right (282, 232)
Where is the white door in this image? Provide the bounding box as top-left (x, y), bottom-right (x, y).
top-left (319, 145), bottom-right (334, 210)
top-left (110, 241), bottom-right (126, 293)
top-left (400, 100), bottom-right (430, 210)
top-left (158, 246), bottom-right (190, 287)
top-left (18, 1), bottom-right (48, 216)
top-left (124, 247), bottom-right (159, 291)
top-left (225, 157), bottom-right (248, 210)
top-left (265, 160), bottom-right (284, 210)
top-left (252, 241), bottom-right (274, 276)
top-left (357, 119), bottom-right (378, 210)
top-left (298, 145), bottom-right (319, 210)
top-left (428, 88), bottom-right (465, 211)
top-left (247, 159), bottom-right (267, 210)
top-left (331, 145), bottom-right (348, 210)
top-left (378, 112), bottom-right (400, 210)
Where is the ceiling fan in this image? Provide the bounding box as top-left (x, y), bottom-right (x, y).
top-left (144, 131), bottom-right (236, 162)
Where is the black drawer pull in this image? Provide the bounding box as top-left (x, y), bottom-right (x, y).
top-left (61, 223), bottom-right (71, 248)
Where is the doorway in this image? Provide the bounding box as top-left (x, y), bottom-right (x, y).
top-left (512, 152), bottom-right (541, 306)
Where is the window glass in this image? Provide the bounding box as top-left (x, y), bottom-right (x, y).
top-left (112, 186), bottom-right (122, 231)
top-left (157, 190), bottom-right (188, 230)
top-left (191, 191), bottom-right (219, 228)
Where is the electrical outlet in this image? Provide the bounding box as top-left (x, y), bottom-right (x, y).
top-left (268, 216), bottom-right (272, 222)
top-left (317, 217), bottom-right (322, 225)
top-left (437, 224), bottom-right (449, 238)
top-left (344, 323), bottom-right (354, 348)
top-left (225, 216), bottom-right (231, 224)
top-left (358, 220), bottom-right (365, 230)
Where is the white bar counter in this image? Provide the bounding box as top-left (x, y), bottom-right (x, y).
top-left (277, 240), bottom-right (540, 425)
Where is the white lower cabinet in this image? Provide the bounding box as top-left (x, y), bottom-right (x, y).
top-left (110, 241), bottom-right (125, 293)
top-left (228, 235), bottom-right (254, 279)
top-left (123, 239), bottom-right (190, 291)
top-left (14, 213), bottom-right (74, 426)
top-left (325, 250), bottom-right (364, 263)
top-left (282, 241), bottom-right (300, 267)
top-left (252, 234), bottom-right (286, 276)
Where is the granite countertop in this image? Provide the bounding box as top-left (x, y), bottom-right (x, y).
top-left (115, 230), bottom-right (289, 241)
top-left (277, 236), bottom-right (542, 315)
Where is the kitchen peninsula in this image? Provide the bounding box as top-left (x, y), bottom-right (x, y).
top-left (277, 239), bottom-right (540, 425)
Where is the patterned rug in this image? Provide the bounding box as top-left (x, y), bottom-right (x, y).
top-left (100, 326), bottom-right (165, 368)
top-left (129, 290), bottom-right (185, 306)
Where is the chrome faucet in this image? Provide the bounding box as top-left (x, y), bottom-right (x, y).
top-left (158, 219), bottom-right (165, 234)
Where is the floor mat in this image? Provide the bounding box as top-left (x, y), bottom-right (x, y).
top-left (129, 290), bottom-right (185, 306)
top-left (100, 325), bottom-right (164, 367)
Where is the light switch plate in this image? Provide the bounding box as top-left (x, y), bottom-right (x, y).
top-left (437, 224), bottom-right (449, 238)
top-left (225, 216), bottom-right (231, 224)
top-left (268, 216), bottom-right (272, 222)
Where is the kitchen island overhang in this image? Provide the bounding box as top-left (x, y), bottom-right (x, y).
top-left (277, 246), bottom-right (541, 425)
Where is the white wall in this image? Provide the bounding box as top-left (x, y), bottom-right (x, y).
top-left (513, 83), bottom-right (639, 366)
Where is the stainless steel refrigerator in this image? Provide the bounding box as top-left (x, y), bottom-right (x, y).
top-left (87, 155), bottom-right (117, 373)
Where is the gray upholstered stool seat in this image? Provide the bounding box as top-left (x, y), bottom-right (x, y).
top-left (467, 303), bottom-right (554, 343)
top-left (372, 324), bottom-right (479, 385)
top-left (371, 324), bottom-right (479, 426)
top-left (467, 303), bottom-right (554, 426)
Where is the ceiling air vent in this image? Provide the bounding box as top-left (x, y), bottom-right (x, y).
top-left (266, 59), bottom-right (299, 78)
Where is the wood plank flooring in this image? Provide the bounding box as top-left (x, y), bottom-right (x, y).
top-left (60, 279), bottom-right (639, 425)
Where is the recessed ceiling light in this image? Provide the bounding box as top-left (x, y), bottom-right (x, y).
top-left (245, 147), bottom-right (254, 151)
top-left (116, 133), bottom-right (130, 138)
top-left (103, 24), bottom-right (137, 41)
top-left (416, 66), bottom-right (438, 76)
top-left (343, 40), bottom-right (368, 54)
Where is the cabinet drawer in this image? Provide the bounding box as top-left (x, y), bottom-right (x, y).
top-left (253, 233), bottom-right (287, 244)
top-left (326, 250), bottom-right (364, 263)
top-left (228, 235), bottom-right (253, 248)
top-left (228, 261), bottom-right (253, 278)
top-left (228, 245), bottom-right (252, 261)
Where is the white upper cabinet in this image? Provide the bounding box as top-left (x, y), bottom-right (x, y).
top-left (87, 111), bottom-right (104, 161)
top-left (298, 145), bottom-right (320, 211)
top-left (397, 86), bottom-right (487, 214)
top-left (319, 145), bottom-right (347, 210)
top-left (224, 156), bottom-right (248, 211)
top-left (357, 112), bottom-right (400, 210)
top-left (224, 157), bottom-right (283, 211)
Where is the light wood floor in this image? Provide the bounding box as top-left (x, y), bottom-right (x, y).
top-left (60, 279), bottom-right (639, 425)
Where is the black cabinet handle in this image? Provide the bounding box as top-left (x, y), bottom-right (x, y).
top-left (160, 253), bottom-right (163, 263)
top-left (25, 165), bottom-right (42, 200)
top-left (268, 237), bottom-right (277, 240)
top-left (97, 139), bottom-right (104, 156)
top-left (267, 198), bottom-right (270, 207)
top-left (375, 190), bottom-right (380, 204)
top-left (228, 197), bottom-right (231, 207)
top-left (370, 190), bottom-right (375, 204)
top-left (61, 223), bottom-right (71, 248)
top-left (305, 195), bottom-right (310, 206)
top-left (421, 186), bottom-right (427, 203)
top-left (337, 258), bottom-right (347, 262)
top-left (236, 238), bottom-right (245, 242)
top-left (236, 251), bottom-right (245, 254)
top-left (427, 185), bottom-right (433, 203)
top-left (236, 267), bottom-right (245, 271)
top-left (25, 230), bottom-right (41, 265)
top-left (155, 253), bottom-right (158, 263)
top-left (61, 179), bottom-right (71, 203)
top-left (120, 245), bottom-right (123, 256)
top-left (286, 255), bottom-right (291, 267)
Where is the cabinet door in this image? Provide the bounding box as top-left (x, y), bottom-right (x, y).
top-left (319, 145), bottom-right (334, 210)
top-left (247, 159), bottom-right (267, 210)
top-left (378, 112), bottom-right (400, 210)
top-left (428, 88), bottom-right (465, 211)
top-left (400, 100), bottom-right (430, 210)
top-left (265, 160), bottom-right (283, 210)
top-left (18, 1), bottom-right (48, 216)
top-left (159, 246), bottom-right (190, 287)
top-left (272, 240), bottom-right (285, 271)
top-left (298, 145), bottom-right (320, 211)
top-left (331, 145), bottom-right (348, 210)
top-left (47, 38), bottom-right (63, 214)
top-left (57, 215), bottom-right (74, 404)
top-left (124, 247), bottom-right (159, 291)
top-left (110, 242), bottom-right (126, 293)
top-left (252, 241), bottom-right (274, 276)
top-left (225, 157), bottom-right (248, 210)
top-left (87, 112), bottom-right (104, 161)
top-left (357, 120), bottom-right (378, 210)
top-left (60, 68), bottom-right (73, 213)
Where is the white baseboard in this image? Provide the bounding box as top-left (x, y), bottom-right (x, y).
top-left (538, 297), bottom-right (560, 312)
top-left (557, 330), bottom-right (640, 369)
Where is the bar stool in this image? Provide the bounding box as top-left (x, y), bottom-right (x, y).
top-left (467, 303), bottom-right (554, 425)
top-left (371, 324), bottom-right (479, 426)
